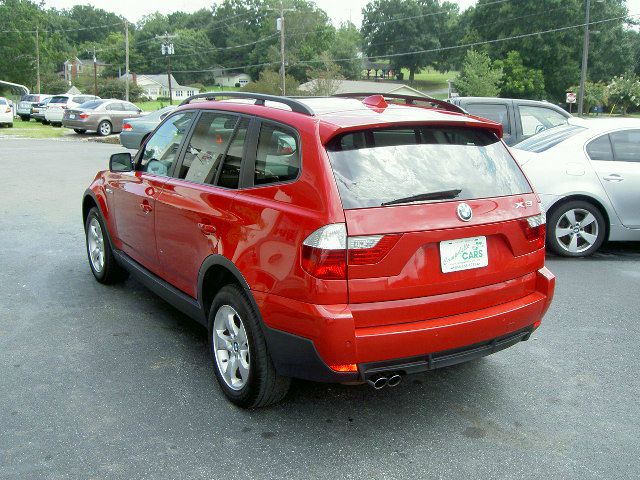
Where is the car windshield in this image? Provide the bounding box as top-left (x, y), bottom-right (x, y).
top-left (80, 100), bottom-right (107, 110)
top-left (514, 124), bottom-right (587, 153)
top-left (326, 126), bottom-right (532, 209)
top-left (49, 96), bottom-right (68, 104)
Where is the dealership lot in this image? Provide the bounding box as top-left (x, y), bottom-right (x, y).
top-left (1, 139), bottom-right (639, 479)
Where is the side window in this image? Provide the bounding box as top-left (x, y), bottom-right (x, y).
top-left (178, 112), bottom-right (238, 184)
top-left (123, 102), bottom-right (139, 112)
top-left (519, 105), bottom-right (568, 137)
top-left (610, 129), bottom-right (640, 163)
top-left (464, 103), bottom-right (511, 138)
top-left (586, 134), bottom-right (613, 161)
top-left (106, 103), bottom-right (124, 111)
top-left (216, 118), bottom-right (250, 189)
top-left (254, 123), bottom-right (300, 186)
top-left (139, 112), bottom-right (194, 177)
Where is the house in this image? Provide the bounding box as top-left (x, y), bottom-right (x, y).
top-left (214, 71), bottom-right (251, 88)
top-left (298, 79), bottom-right (429, 98)
top-left (62, 57), bottom-right (108, 84)
top-left (120, 74), bottom-right (200, 100)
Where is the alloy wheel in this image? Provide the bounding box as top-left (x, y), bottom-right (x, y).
top-left (554, 208), bottom-right (599, 254)
top-left (212, 305), bottom-right (250, 391)
top-left (87, 217), bottom-right (105, 273)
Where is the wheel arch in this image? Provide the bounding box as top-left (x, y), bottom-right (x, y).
top-left (546, 194), bottom-right (611, 241)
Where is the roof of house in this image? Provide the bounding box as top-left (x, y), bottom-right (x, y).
top-left (298, 79), bottom-right (429, 98)
top-left (65, 56), bottom-right (107, 66)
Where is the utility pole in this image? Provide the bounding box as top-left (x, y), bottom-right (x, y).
top-left (35, 27), bottom-right (41, 94)
top-left (274, 3), bottom-right (294, 96)
top-left (157, 32), bottom-right (177, 104)
top-left (93, 45), bottom-right (98, 97)
top-left (125, 20), bottom-right (130, 102)
top-left (578, 0), bottom-right (591, 116)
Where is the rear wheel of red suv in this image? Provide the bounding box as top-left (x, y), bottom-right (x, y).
top-left (208, 285), bottom-right (290, 408)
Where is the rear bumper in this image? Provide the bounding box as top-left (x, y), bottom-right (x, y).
top-left (256, 267), bottom-right (555, 382)
top-left (63, 119), bottom-right (94, 130)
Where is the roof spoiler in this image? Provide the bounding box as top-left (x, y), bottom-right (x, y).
top-left (179, 91), bottom-right (314, 116)
top-left (332, 92), bottom-right (467, 115)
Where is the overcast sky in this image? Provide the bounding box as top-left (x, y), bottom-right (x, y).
top-left (42, 0), bottom-right (479, 26)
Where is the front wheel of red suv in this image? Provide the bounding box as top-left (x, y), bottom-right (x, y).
top-left (209, 285), bottom-right (290, 408)
top-left (85, 207), bottom-right (129, 284)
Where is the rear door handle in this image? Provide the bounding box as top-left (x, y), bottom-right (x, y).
top-left (198, 223), bottom-right (216, 235)
top-left (603, 174), bottom-right (624, 182)
top-left (140, 203), bottom-right (153, 213)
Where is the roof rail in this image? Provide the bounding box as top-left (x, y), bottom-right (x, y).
top-left (179, 91), bottom-right (315, 115)
top-left (332, 92), bottom-right (467, 114)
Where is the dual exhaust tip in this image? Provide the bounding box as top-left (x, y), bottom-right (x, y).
top-left (366, 372), bottom-right (402, 390)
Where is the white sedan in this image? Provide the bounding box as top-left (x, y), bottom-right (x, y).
top-left (512, 118), bottom-right (640, 257)
top-left (0, 97), bottom-right (13, 127)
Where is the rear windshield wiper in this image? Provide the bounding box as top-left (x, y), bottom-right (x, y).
top-left (381, 189), bottom-right (462, 206)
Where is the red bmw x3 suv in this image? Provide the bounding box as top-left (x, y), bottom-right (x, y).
top-left (82, 92), bottom-right (555, 408)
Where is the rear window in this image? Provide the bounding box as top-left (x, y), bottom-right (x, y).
top-left (80, 100), bottom-right (107, 110)
top-left (514, 124), bottom-right (586, 153)
top-left (0, 98), bottom-right (6, 105)
top-left (22, 95), bottom-right (38, 102)
top-left (49, 96), bottom-right (68, 104)
top-left (326, 126), bottom-right (532, 210)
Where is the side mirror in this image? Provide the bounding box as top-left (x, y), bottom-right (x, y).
top-left (110, 152), bottom-right (133, 172)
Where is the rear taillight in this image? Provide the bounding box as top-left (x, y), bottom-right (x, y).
top-left (79, 113), bottom-right (89, 119)
top-left (519, 210), bottom-right (546, 249)
top-left (301, 224), bottom-right (402, 279)
top-left (301, 224), bottom-right (347, 280)
top-left (122, 123), bottom-right (133, 131)
top-left (4, 107), bottom-right (10, 113)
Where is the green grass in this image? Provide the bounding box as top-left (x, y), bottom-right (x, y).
top-left (0, 118), bottom-right (68, 139)
top-left (399, 68), bottom-right (458, 92)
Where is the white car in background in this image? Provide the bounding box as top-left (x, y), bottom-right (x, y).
top-left (44, 94), bottom-right (100, 125)
top-left (0, 97), bottom-right (13, 127)
top-left (512, 118), bottom-right (640, 257)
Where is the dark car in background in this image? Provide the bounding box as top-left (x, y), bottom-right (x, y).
top-left (448, 97), bottom-right (571, 146)
top-left (120, 105), bottom-right (176, 149)
top-left (31, 97), bottom-right (54, 122)
top-left (17, 93), bottom-right (51, 121)
top-left (62, 99), bottom-right (144, 136)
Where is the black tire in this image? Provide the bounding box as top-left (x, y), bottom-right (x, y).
top-left (74, 129), bottom-right (87, 134)
top-left (19, 115), bottom-right (29, 122)
top-left (7, 123), bottom-right (13, 128)
top-left (547, 200), bottom-right (606, 257)
top-left (208, 285), bottom-right (290, 408)
top-left (97, 120), bottom-right (112, 136)
top-left (84, 207), bottom-right (129, 284)
top-left (42, 120), bottom-right (50, 125)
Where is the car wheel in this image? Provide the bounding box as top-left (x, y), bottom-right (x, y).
top-left (209, 285), bottom-right (290, 408)
top-left (7, 123), bottom-right (13, 128)
top-left (19, 116), bottom-right (29, 122)
top-left (98, 120), bottom-right (112, 136)
top-left (42, 120), bottom-right (50, 125)
top-left (74, 129), bottom-right (86, 134)
top-left (547, 200), bottom-right (606, 257)
top-left (85, 207), bottom-right (129, 284)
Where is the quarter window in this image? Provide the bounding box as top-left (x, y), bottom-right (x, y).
top-left (178, 112), bottom-right (238, 184)
top-left (586, 134), bottom-right (613, 161)
top-left (254, 123), bottom-right (300, 186)
top-left (610, 129), bottom-right (640, 162)
top-left (139, 112), bottom-right (194, 177)
top-left (519, 105), bottom-right (568, 137)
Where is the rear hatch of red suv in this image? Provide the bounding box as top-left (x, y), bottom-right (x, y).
top-left (324, 124), bottom-right (546, 330)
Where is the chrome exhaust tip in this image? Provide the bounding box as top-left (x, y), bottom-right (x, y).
top-left (367, 374), bottom-right (388, 390)
top-left (387, 373), bottom-right (402, 387)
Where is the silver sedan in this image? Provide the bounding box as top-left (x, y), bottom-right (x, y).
top-left (512, 118), bottom-right (640, 256)
top-left (119, 105), bottom-right (176, 149)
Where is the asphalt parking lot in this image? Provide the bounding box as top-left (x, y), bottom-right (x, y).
top-left (1, 138), bottom-right (639, 480)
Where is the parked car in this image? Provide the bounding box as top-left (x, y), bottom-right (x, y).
top-left (17, 93), bottom-right (51, 121)
top-left (44, 94), bottom-right (100, 126)
top-left (448, 97), bottom-right (571, 146)
top-left (512, 118), bottom-right (640, 257)
top-left (120, 105), bottom-right (177, 149)
top-left (62, 99), bottom-right (144, 136)
top-left (31, 97), bottom-right (54, 122)
top-left (0, 97), bottom-right (13, 127)
top-left (82, 92), bottom-right (555, 408)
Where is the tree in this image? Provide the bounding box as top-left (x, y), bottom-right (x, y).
top-left (362, 0), bottom-right (443, 83)
top-left (494, 51), bottom-right (545, 99)
top-left (454, 50), bottom-right (502, 97)
top-left (607, 74), bottom-right (640, 114)
top-left (329, 22), bottom-right (363, 80)
top-left (305, 53), bottom-right (345, 95)
top-left (242, 70), bottom-right (300, 95)
top-left (569, 81), bottom-right (609, 114)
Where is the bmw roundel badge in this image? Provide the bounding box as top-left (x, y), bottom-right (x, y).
top-left (457, 203), bottom-right (473, 222)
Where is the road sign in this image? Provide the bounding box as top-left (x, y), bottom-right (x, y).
top-left (566, 92), bottom-right (577, 104)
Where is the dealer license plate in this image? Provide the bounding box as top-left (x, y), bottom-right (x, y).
top-left (69, 114), bottom-right (76, 119)
top-left (440, 236), bottom-right (488, 273)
